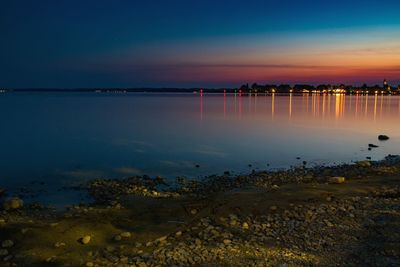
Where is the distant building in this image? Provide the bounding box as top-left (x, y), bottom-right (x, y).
top-left (383, 79), bottom-right (389, 90)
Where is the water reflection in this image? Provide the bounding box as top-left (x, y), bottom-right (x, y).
top-left (199, 94), bottom-right (399, 123)
top-left (1, 93), bottom-right (400, 199)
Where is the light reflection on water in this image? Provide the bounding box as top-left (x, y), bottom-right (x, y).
top-left (0, 92), bottom-right (399, 203)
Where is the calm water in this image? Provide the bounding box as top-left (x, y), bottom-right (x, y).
top-left (1, 92), bottom-right (400, 204)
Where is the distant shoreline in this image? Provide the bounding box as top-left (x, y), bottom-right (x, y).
top-left (1, 88), bottom-right (399, 96)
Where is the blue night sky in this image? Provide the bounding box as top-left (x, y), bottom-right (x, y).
top-left (1, 0), bottom-right (400, 88)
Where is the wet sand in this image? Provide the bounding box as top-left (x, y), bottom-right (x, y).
top-left (0, 156), bottom-right (400, 266)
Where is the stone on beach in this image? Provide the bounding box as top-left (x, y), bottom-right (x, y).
top-left (0, 249), bottom-right (8, 256)
top-left (328, 177), bottom-right (346, 184)
top-left (120, 232), bottom-right (132, 238)
top-left (2, 197), bottom-right (23, 211)
top-left (356, 160), bottom-right (371, 167)
top-left (378, 135), bottom-right (389, 141)
top-left (80, 236), bottom-right (91, 245)
top-left (1, 240), bottom-right (14, 248)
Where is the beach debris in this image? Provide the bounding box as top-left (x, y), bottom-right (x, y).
top-left (2, 197), bottom-right (23, 211)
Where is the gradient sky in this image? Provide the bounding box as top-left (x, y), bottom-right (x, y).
top-left (1, 0), bottom-right (400, 88)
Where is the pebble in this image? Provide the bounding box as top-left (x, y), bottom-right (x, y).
top-left (80, 236), bottom-right (91, 245)
top-left (242, 222), bottom-right (250, 230)
top-left (2, 240), bottom-right (14, 248)
top-left (223, 239), bottom-right (232, 245)
top-left (175, 231), bottom-right (182, 237)
top-left (114, 235), bottom-right (122, 241)
top-left (120, 232), bottom-right (131, 238)
top-left (0, 249), bottom-right (8, 256)
top-left (270, 206), bottom-right (278, 211)
top-left (190, 209), bottom-right (198, 215)
top-left (54, 242), bottom-right (66, 248)
top-left (328, 177), bottom-right (346, 184)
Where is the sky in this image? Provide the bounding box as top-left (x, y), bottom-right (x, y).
top-left (1, 0), bottom-right (400, 88)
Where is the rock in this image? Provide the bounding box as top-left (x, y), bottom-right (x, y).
top-left (0, 249), bottom-right (8, 256)
top-left (80, 236), bottom-right (91, 245)
top-left (324, 220), bottom-right (334, 227)
top-left (114, 235), bottom-right (122, 241)
top-left (1, 240), bottom-right (14, 248)
top-left (378, 135), bottom-right (389, 141)
top-left (357, 160), bottom-right (371, 167)
top-left (270, 206), bottom-right (278, 211)
top-left (175, 231), bottom-right (182, 237)
top-left (195, 239), bottom-right (202, 246)
top-left (242, 222), bottom-right (249, 230)
top-left (54, 242), bottom-right (66, 248)
top-left (328, 177), bottom-right (346, 184)
top-left (3, 255), bottom-right (12, 262)
top-left (106, 245), bottom-right (115, 252)
top-left (120, 232), bottom-right (131, 238)
top-left (86, 262), bottom-right (94, 267)
top-left (2, 197), bottom-right (23, 211)
top-left (223, 239), bottom-right (232, 245)
top-left (157, 236), bottom-right (168, 244)
top-left (190, 209), bottom-right (198, 215)
top-left (368, 144), bottom-right (379, 148)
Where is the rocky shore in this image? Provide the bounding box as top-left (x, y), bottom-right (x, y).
top-left (1, 155), bottom-right (400, 266)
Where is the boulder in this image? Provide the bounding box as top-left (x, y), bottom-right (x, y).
top-left (378, 135), bottom-right (389, 141)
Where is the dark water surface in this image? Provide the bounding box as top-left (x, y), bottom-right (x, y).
top-left (1, 92), bottom-right (399, 205)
